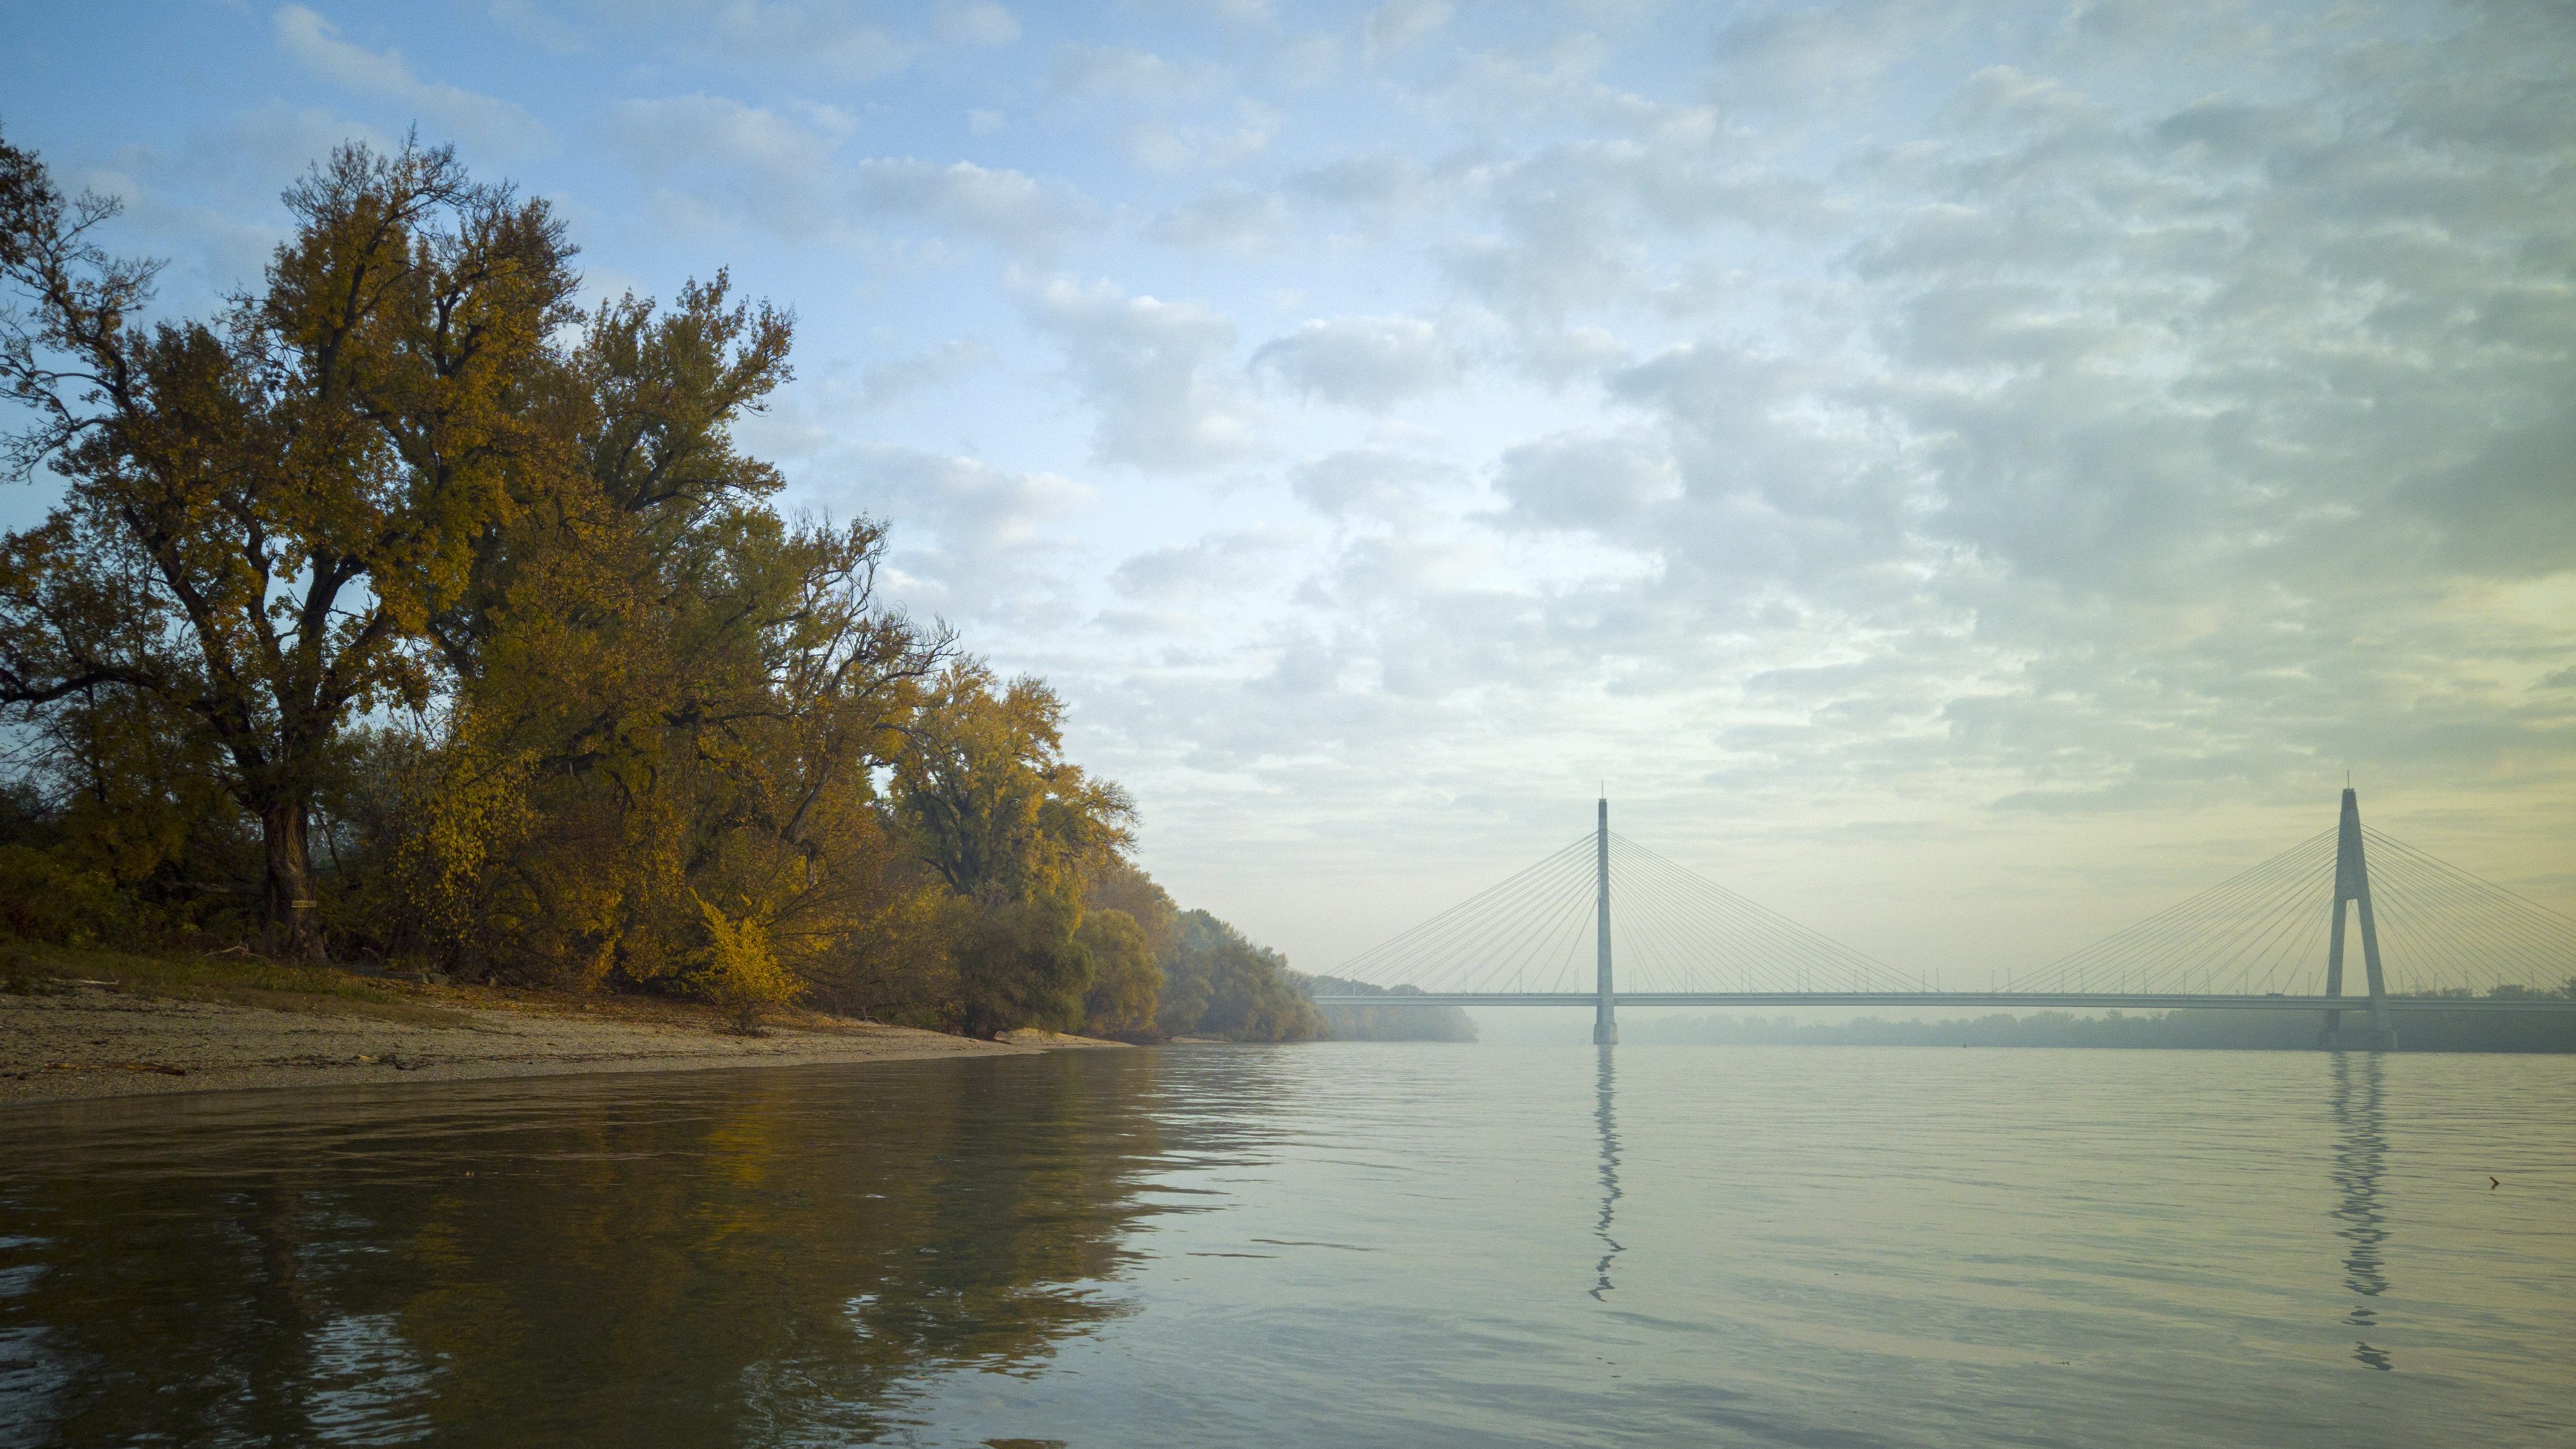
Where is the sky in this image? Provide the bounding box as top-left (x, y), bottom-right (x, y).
top-left (3, 0), bottom-right (2571, 985)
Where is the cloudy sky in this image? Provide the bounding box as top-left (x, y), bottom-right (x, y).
top-left (5, 0), bottom-right (2572, 982)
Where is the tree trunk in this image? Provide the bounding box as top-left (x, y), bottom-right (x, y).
top-left (262, 799), bottom-right (321, 959)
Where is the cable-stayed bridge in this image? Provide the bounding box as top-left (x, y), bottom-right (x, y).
top-left (1308, 791), bottom-right (2576, 1049)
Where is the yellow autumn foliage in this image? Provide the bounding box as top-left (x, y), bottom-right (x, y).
top-left (692, 892), bottom-right (802, 1030)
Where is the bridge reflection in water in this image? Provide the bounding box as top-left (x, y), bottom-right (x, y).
top-left (2330, 1053), bottom-right (2393, 1371)
top-left (1570, 1045), bottom-right (2416, 1374)
top-left (1591, 1047), bottom-right (1622, 1301)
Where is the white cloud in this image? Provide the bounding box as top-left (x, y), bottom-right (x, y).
top-left (846, 445), bottom-right (1096, 626)
top-left (1291, 152), bottom-right (1438, 223)
top-left (1124, 103), bottom-right (1281, 172)
top-left (1271, 32), bottom-right (1344, 89)
top-left (855, 340), bottom-right (996, 410)
top-left (1365, 0), bottom-right (1452, 58)
top-left (867, 447), bottom-right (1090, 550)
top-left (1051, 43), bottom-right (1218, 101)
top-left (529, 0), bottom-right (1045, 79)
top-left (1707, 0), bottom-right (1945, 114)
top-left (1492, 430), bottom-right (1680, 532)
top-left (1112, 528), bottom-right (1296, 601)
top-left (602, 101), bottom-right (1083, 251)
top-left (73, 112), bottom-right (351, 303)
top-left (1149, 186), bottom-right (1288, 251)
top-left (605, 95), bottom-right (845, 235)
top-left (697, 0), bottom-right (913, 79)
top-left (933, 0), bottom-right (1020, 46)
top-left (273, 5), bottom-right (552, 155)
top-left (1292, 448), bottom-right (1460, 523)
top-left (1442, 134), bottom-right (1840, 320)
top-left (852, 158), bottom-right (1089, 251)
top-left (1024, 277), bottom-right (1265, 473)
top-left (1251, 314), bottom-right (1463, 408)
top-left (487, 0), bottom-right (580, 52)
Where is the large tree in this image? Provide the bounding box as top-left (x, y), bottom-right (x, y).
top-left (894, 662), bottom-right (1132, 904)
top-left (384, 267), bottom-right (951, 994)
top-left (892, 662), bottom-right (1135, 1032)
top-left (0, 133), bottom-right (577, 953)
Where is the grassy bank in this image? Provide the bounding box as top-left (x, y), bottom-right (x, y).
top-left (1, 941), bottom-right (476, 1022)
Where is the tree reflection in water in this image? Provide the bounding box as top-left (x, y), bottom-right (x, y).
top-left (0, 1053), bottom-right (1167, 1444)
top-left (2327, 1051), bottom-right (2392, 1372)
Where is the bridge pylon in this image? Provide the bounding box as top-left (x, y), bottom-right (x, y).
top-left (1593, 796), bottom-right (1617, 1045)
top-left (2319, 788), bottom-right (2398, 1051)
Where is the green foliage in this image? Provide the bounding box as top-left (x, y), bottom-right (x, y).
top-left (1083, 856), bottom-right (1178, 959)
top-left (1154, 910), bottom-right (1324, 1043)
top-left (0, 844), bottom-right (125, 946)
top-left (952, 891), bottom-right (1092, 1039)
top-left (1077, 908), bottom-right (1161, 1038)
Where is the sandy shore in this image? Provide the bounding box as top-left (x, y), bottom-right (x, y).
top-left (1, 982), bottom-right (1110, 1106)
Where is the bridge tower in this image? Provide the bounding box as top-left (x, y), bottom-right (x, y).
top-left (2319, 787), bottom-right (2398, 1051)
top-left (1594, 796), bottom-right (1617, 1045)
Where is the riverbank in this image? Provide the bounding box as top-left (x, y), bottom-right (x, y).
top-left (1, 951), bottom-right (1119, 1105)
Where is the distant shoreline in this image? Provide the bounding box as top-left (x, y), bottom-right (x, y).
top-left (1606, 1006), bottom-right (2576, 1053)
top-left (0, 979), bottom-right (1125, 1108)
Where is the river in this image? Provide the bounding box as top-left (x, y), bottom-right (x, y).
top-left (3, 1045), bottom-right (2569, 1446)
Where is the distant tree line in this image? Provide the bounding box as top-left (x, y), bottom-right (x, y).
top-left (1300, 976), bottom-right (1476, 1042)
top-left (0, 131), bottom-right (1317, 1042)
top-left (1622, 995), bottom-right (2576, 1053)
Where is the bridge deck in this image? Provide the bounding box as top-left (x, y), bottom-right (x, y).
top-left (1308, 992), bottom-right (2576, 1012)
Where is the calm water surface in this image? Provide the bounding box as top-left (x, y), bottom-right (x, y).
top-left (3, 1045), bottom-right (2571, 1446)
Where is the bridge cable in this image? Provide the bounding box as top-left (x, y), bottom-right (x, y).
top-left (2057, 830), bottom-right (2336, 992)
top-left (1452, 850), bottom-right (1599, 995)
top-left (2123, 835), bottom-right (2337, 994)
top-left (2016, 827), bottom-right (2336, 994)
top-left (1335, 836), bottom-right (1592, 987)
top-left (2362, 848), bottom-right (2516, 993)
top-left (2360, 845), bottom-right (2522, 992)
top-left (1433, 846), bottom-right (1595, 994)
top-left (1609, 848), bottom-right (1759, 992)
top-left (1370, 835), bottom-right (1587, 990)
top-left (2360, 831), bottom-right (2575, 992)
top-left (1484, 866), bottom-right (1598, 994)
top-left (1609, 834), bottom-right (1903, 992)
top-left (2368, 829), bottom-right (2576, 979)
top-left (1608, 843), bottom-right (1802, 993)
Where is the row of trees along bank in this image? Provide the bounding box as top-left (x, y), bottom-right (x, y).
top-left (0, 131), bottom-right (1323, 1041)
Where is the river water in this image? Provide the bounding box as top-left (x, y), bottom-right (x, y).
top-left (3, 1045), bottom-right (2570, 1446)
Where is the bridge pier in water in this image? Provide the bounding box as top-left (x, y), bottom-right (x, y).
top-left (2319, 788), bottom-right (2399, 1052)
top-left (1593, 797), bottom-right (1617, 1046)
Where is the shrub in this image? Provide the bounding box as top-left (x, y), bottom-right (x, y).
top-left (0, 844), bottom-right (127, 946)
top-left (691, 894), bottom-right (803, 1034)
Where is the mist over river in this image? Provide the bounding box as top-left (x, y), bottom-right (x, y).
top-left (5, 1045), bottom-right (2570, 1447)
